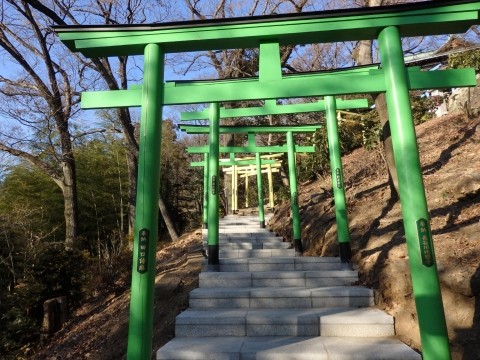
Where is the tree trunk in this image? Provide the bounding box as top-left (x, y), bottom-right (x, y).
top-left (158, 196), bottom-right (179, 241)
top-left (353, 31), bottom-right (399, 199)
top-left (61, 160), bottom-right (80, 249)
top-left (280, 164), bottom-right (290, 187)
top-left (374, 93), bottom-right (400, 199)
top-left (126, 151), bottom-right (138, 236)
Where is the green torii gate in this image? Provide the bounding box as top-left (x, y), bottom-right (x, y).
top-left (53, 2), bottom-right (480, 358)
top-left (180, 96), bottom-right (369, 262)
top-left (190, 155), bottom-right (281, 227)
top-left (182, 124), bottom-right (321, 255)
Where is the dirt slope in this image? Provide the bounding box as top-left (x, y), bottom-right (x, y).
top-left (269, 111), bottom-right (480, 360)
top-left (32, 231), bottom-right (203, 360)
top-left (32, 111), bottom-right (479, 360)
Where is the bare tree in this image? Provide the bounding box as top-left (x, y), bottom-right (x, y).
top-left (0, 0), bottom-right (81, 248)
top-left (24, 0), bottom-right (179, 239)
top-left (350, 0), bottom-right (421, 200)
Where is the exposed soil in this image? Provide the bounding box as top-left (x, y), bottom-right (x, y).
top-left (269, 111), bottom-right (480, 360)
top-left (31, 111), bottom-right (480, 360)
top-left (32, 231), bottom-right (204, 360)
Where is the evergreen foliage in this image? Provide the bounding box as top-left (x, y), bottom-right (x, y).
top-left (0, 242), bottom-right (87, 357)
top-left (448, 48), bottom-right (480, 71)
top-left (75, 138), bottom-right (130, 252)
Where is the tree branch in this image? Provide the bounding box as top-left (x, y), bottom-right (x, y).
top-left (0, 142), bottom-right (62, 183)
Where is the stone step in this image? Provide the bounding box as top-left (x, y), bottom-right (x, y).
top-left (201, 257), bottom-right (349, 272)
top-left (156, 336), bottom-right (421, 360)
top-left (189, 286), bottom-right (373, 308)
top-left (203, 231), bottom-right (279, 238)
top-left (175, 307), bottom-right (394, 337)
top-left (209, 235), bottom-right (283, 242)
top-left (199, 270), bottom-right (358, 288)
top-left (218, 231), bottom-right (277, 237)
top-left (203, 242), bottom-right (291, 250)
top-left (218, 249), bottom-right (296, 258)
top-left (158, 215), bottom-right (420, 358)
top-left (221, 215), bottom-right (272, 221)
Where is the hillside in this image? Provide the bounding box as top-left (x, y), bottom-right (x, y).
top-left (270, 110), bottom-right (480, 359)
top-left (32, 111), bottom-right (479, 360)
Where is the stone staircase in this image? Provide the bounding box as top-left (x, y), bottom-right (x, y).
top-left (157, 215), bottom-right (421, 359)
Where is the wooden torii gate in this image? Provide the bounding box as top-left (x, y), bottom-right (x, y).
top-left (53, 2), bottom-right (480, 358)
top-left (190, 155), bottom-right (281, 227)
top-left (225, 164), bottom-right (281, 211)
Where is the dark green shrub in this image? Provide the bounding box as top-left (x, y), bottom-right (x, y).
top-left (411, 96), bottom-right (438, 125)
top-left (448, 48), bottom-right (480, 71)
top-left (0, 242), bottom-right (88, 357)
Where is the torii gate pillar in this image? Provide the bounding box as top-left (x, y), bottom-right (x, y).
top-left (127, 43), bottom-right (164, 360)
top-left (286, 131), bottom-right (303, 255)
top-left (325, 95), bottom-right (351, 263)
top-left (203, 154), bottom-right (209, 229)
top-left (379, 26), bottom-right (450, 360)
top-left (207, 103), bottom-right (221, 267)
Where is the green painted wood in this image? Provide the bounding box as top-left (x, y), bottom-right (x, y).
top-left (206, 103), bottom-right (220, 265)
top-left (202, 154), bottom-right (209, 228)
top-left (379, 26), bottom-right (450, 360)
top-left (325, 95), bottom-right (351, 263)
top-left (259, 41), bottom-right (282, 82)
top-left (126, 43), bottom-right (164, 360)
top-left (187, 145), bottom-right (315, 153)
top-left (80, 68), bottom-right (476, 108)
top-left (180, 98), bottom-right (369, 120)
top-left (53, 1), bottom-right (480, 56)
top-left (180, 124), bottom-right (322, 134)
top-left (286, 131), bottom-right (302, 254)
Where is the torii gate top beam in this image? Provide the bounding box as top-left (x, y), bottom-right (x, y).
top-left (52, 1), bottom-right (480, 57)
top-left (180, 123), bottom-right (322, 134)
top-left (180, 98), bottom-right (368, 121)
top-left (187, 145), bottom-right (315, 154)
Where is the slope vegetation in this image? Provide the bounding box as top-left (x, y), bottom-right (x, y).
top-left (270, 111), bottom-right (480, 359)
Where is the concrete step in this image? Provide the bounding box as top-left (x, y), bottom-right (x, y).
top-left (175, 307), bottom-right (394, 337)
top-left (211, 235), bottom-right (283, 242)
top-left (158, 214), bottom-right (420, 359)
top-left (157, 336), bottom-right (421, 360)
top-left (217, 231), bottom-right (278, 237)
top-left (189, 286), bottom-right (373, 308)
top-left (203, 232), bottom-right (279, 238)
top-left (203, 242), bottom-right (291, 250)
top-left (199, 270), bottom-right (358, 288)
top-left (201, 257), bottom-right (349, 272)
top-left (221, 215), bottom-right (272, 221)
top-left (218, 249), bottom-right (296, 258)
